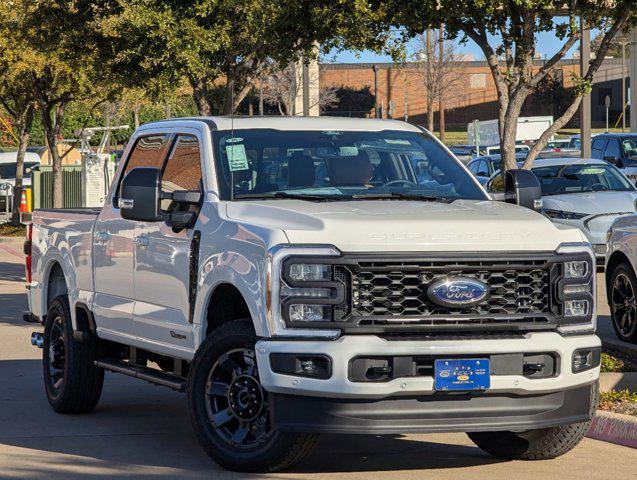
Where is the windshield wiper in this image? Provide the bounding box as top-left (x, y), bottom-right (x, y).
top-left (234, 192), bottom-right (342, 202)
top-left (350, 192), bottom-right (454, 203)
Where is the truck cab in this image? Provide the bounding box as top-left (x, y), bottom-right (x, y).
top-left (26, 117), bottom-right (600, 472)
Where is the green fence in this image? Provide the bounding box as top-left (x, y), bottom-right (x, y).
top-left (31, 165), bottom-right (83, 209)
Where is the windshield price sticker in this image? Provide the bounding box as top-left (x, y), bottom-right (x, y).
top-left (226, 144), bottom-right (249, 171)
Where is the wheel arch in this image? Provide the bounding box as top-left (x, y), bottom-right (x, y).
top-left (201, 282), bottom-right (253, 339)
top-left (606, 250), bottom-right (632, 298)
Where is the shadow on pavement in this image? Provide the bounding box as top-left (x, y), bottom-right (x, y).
top-left (0, 260), bottom-right (25, 283)
top-left (2, 358), bottom-right (503, 478)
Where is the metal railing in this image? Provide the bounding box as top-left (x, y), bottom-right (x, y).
top-left (31, 165), bottom-right (83, 210)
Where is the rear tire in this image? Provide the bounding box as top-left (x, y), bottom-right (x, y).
top-left (467, 382), bottom-right (599, 460)
top-left (187, 318), bottom-right (318, 472)
top-left (608, 263), bottom-right (637, 343)
top-left (43, 296), bottom-right (104, 413)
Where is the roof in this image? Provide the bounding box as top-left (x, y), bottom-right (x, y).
top-left (142, 116), bottom-right (422, 132)
top-left (0, 151), bottom-right (41, 164)
top-left (593, 132), bottom-right (637, 138)
top-left (530, 157), bottom-right (607, 168)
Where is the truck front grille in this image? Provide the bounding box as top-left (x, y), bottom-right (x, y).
top-left (334, 254), bottom-right (557, 329)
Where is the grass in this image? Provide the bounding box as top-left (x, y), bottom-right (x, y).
top-left (602, 349), bottom-right (637, 373)
top-left (0, 221), bottom-right (26, 237)
top-left (599, 389), bottom-right (637, 416)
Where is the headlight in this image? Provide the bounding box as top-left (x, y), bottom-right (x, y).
top-left (289, 263), bottom-right (331, 281)
top-left (544, 209), bottom-right (587, 220)
top-left (555, 243), bottom-right (595, 334)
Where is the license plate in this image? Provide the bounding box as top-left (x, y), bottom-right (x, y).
top-left (434, 359), bottom-right (490, 391)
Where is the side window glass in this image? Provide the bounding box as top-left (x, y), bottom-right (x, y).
top-left (604, 140), bottom-right (620, 160)
top-left (488, 173), bottom-right (504, 192)
top-left (161, 135), bottom-right (203, 212)
top-left (591, 139), bottom-right (607, 158)
top-left (476, 160), bottom-right (489, 176)
top-left (124, 135), bottom-right (171, 175)
top-left (468, 161), bottom-right (479, 174)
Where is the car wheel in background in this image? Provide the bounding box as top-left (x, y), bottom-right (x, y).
top-left (609, 263), bottom-right (637, 343)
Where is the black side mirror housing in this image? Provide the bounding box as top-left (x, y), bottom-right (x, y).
top-left (504, 169), bottom-right (543, 211)
top-left (119, 167), bottom-right (162, 222)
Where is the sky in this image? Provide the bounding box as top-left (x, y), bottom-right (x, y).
top-left (326, 28), bottom-right (591, 64)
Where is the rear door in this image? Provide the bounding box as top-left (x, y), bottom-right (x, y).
top-left (92, 134), bottom-right (172, 340)
top-left (133, 131), bottom-right (204, 356)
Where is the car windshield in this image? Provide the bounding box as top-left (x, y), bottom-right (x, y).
top-left (212, 129), bottom-right (486, 201)
top-left (0, 162), bottom-right (39, 179)
top-left (533, 163), bottom-right (634, 196)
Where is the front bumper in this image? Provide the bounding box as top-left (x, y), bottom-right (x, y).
top-left (256, 332), bottom-right (600, 399)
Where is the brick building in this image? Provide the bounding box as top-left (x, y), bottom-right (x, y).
top-left (320, 59), bottom-right (629, 129)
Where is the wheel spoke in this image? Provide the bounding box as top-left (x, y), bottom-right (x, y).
top-left (208, 381), bottom-right (230, 397)
top-left (211, 408), bottom-right (234, 428)
top-left (230, 424), bottom-right (250, 444)
top-left (219, 354), bottom-right (243, 378)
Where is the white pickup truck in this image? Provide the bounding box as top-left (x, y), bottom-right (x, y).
top-left (25, 117), bottom-right (600, 472)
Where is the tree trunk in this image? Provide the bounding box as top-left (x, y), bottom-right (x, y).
top-left (426, 30), bottom-right (434, 131)
top-left (133, 105), bottom-right (140, 129)
top-left (500, 87), bottom-right (527, 171)
top-left (41, 104), bottom-right (65, 209)
top-left (11, 104), bottom-right (35, 225)
top-left (190, 78), bottom-right (212, 116)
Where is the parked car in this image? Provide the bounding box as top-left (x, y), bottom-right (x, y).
top-left (0, 151), bottom-right (41, 188)
top-left (606, 215), bottom-right (637, 343)
top-left (449, 144), bottom-right (486, 163)
top-left (591, 133), bottom-right (637, 184)
top-left (546, 138), bottom-right (572, 150)
top-left (468, 150), bottom-right (581, 185)
top-left (26, 117), bottom-right (600, 472)
top-left (486, 158), bottom-right (637, 263)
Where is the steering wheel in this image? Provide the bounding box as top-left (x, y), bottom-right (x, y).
top-left (585, 183), bottom-right (606, 192)
top-left (382, 179), bottom-right (419, 188)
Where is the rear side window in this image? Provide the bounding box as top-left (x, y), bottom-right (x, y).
top-left (124, 135), bottom-right (171, 174)
top-left (161, 135), bottom-right (203, 212)
top-left (591, 138), bottom-right (607, 159)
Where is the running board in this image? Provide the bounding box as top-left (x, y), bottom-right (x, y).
top-left (95, 359), bottom-right (187, 392)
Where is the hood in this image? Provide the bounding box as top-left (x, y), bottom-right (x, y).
top-left (542, 191), bottom-right (637, 216)
top-left (225, 199), bottom-right (584, 252)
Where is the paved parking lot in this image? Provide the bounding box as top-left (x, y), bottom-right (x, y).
top-left (0, 237), bottom-right (633, 479)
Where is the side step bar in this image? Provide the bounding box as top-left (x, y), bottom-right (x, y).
top-left (95, 359), bottom-right (187, 392)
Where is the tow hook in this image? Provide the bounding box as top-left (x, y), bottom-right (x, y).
top-left (31, 332), bottom-right (44, 348)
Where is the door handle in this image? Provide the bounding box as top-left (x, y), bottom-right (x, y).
top-left (135, 235), bottom-right (150, 248)
top-left (95, 231), bottom-right (109, 243)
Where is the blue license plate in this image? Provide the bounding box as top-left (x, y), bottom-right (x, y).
top-left (434, 359), bottom-right (490, 391)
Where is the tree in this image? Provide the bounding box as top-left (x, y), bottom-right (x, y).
top-left (99, 0), bottom-right (389, 116)
top-left (414, 29), bottom-right (463, 133)
top-left (379, 1), bottom-right (637, 170)
top-left (262, 61), bottom-right (339, 115)
top-left (2, 1), bottom-right (109, 208)
top-left (0, 5), bottom-right (37, 224)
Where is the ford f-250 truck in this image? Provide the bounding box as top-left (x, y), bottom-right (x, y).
top-left (25, 117), bottom-right (600, 472)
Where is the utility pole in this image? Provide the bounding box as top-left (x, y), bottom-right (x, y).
top-left (438, 24), bottom-right (445, 142)
top-left (620, 40), bottom-right (628, 132)
top-left (372, 65), bottom-right (379, 118)
top-left (579, 18), bottom-right (591, 158)
top-left (259, 80), bottom-right (264, 116)
top-left (302, 61), bottom-right (310, 117)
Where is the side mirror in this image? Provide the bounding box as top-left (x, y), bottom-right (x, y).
top-left (119, 167), bottom-right (162, 222)
top-left (504, 169), bottom-right (543, 211)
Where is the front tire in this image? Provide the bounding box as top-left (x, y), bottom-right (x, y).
top-left (468, 382), bottom-right (599, 460)
top-left (609, 263), bottom-right (637, 343)
top-left (187, 319), bottom-right (318, 472)
top-left (43, 296), bottom-right (104, 413)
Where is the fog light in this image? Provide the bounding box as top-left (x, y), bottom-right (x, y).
top-left (572, 348), bottom-right (601, 373)
top-left (564, 299), bottom-right (590, 317)
top-left (270, 353), bottom-right (332, 379)
top-left (564, 260), bottom-right (588, 279)
top-left (289, 304), bottom-right (330, 322)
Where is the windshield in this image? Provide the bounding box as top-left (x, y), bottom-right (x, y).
top-left (0, 162), bottom-right (39, 180)
top-left (212, 129), bottom-right (486, 201)
top-left (533, 163), bottom-right (634, 196)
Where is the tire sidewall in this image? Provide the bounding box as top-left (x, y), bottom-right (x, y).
top-left (609, 264), bottom-right (637, 342)
top-left (43, 297), bottom-right (72, 408)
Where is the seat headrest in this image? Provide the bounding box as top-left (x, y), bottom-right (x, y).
top-left (328, 151), bottom-right (373, 186)
top-left (288, 152), bottom-right (315, 188)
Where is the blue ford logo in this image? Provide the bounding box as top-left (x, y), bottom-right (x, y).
top-left (427, 277), bottom-right (489, 308)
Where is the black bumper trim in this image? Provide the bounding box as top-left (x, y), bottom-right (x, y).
top-left (270, 383), bottom-right (595, 435)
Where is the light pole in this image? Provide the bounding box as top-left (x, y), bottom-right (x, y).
top-left (619, 40), bottom-right (628, 132)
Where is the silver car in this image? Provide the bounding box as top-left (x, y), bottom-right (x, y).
top-left (486, 158), bottom-right (637, 263)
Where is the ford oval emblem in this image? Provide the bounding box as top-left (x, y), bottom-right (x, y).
top-left (427, 277), bottom-right (490, 308)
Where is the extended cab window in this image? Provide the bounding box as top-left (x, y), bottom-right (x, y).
top-left (161, 135), bottom-right (203, 212)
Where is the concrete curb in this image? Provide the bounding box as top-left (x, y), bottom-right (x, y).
top-left (587, 410), bottom-right (637, 449)
top-left (599, 372), bottom-right (637, 392)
